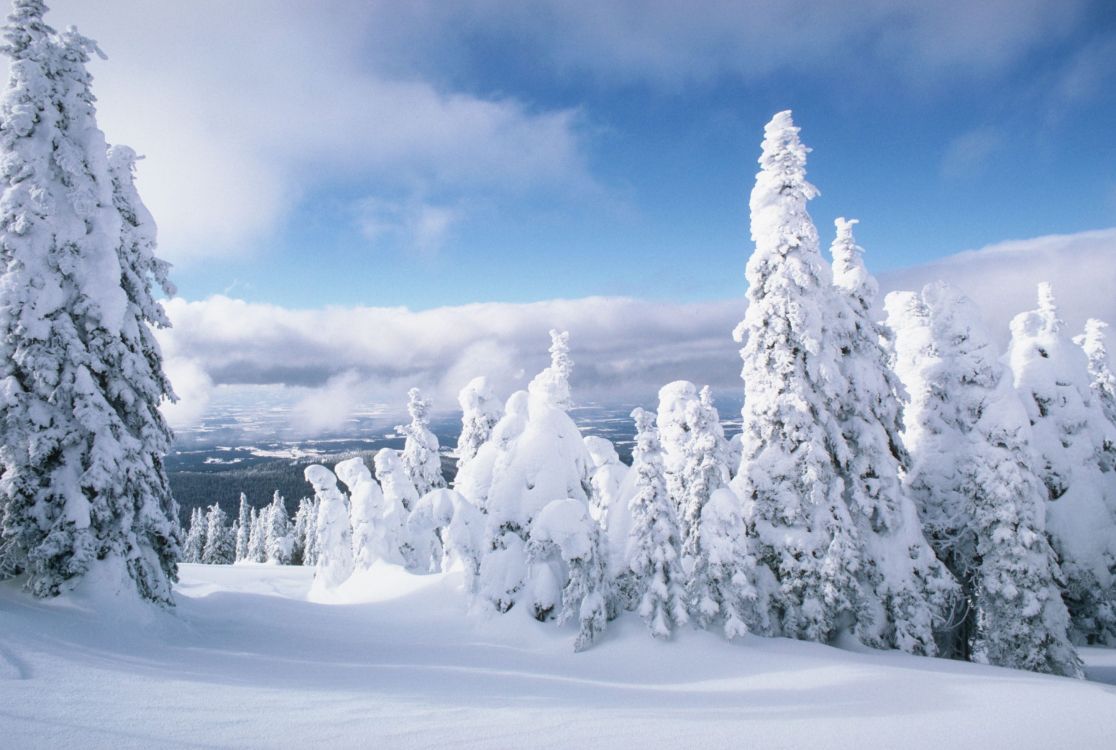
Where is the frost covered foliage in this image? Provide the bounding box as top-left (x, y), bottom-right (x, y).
top-left (396, 388), bottom-right (445, 496)
top-left (1076, 319), bottom-right (1116, 429)
top-left (245, 507), bottom-right (266, 563)
top-left (456, 376), bottom-right (501, 468)
top-left (295, 497), bottom-right (320, 567)
top-left (234, 494), bottom-right (250, 562)
top-left (264, 492), bottom-right (292, 565)
top-left (468, 331), bottom-right (593, 614)
top-left (583, 436), bottom-right (627, 522)
top-left (372, 448), bottom-right (417, 565)
top-left (527, 499), bottom-right (611, 651)
top-left (335, 457), bottom-right (385, 571)
top-left (182, 508), bottom-right (206, 564)
top-left (305, 465), bottom-right (353, 590)
top-left (728, 111), bottom-right (862, 643)
top-left (1008, 284), bottom-right (1116, 645)
top-left (689, 488), bottom-right (764, 638)
top-left (828, 218), bottom-right (956, 655)
top-left (201, 504), bottom-right (233, 565)
top-left (622, 408), bottom-right (688, 639)
top-left (657, 383), bottom-right (729, 541)
top-left (407, 488), bottom-right (484, 588)
top-left (0, 1), bottom-right (180, 604)
top-left (888, 283), bottom-right (1081, 676)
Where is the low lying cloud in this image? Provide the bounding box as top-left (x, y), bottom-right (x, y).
top-left (157, 227), bottom-right (1116, 432)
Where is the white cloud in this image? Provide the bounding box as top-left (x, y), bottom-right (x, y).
top-left (27, 1), bottom-right (593, 265)
top-left (160, 357), bottom-right (213, 430)
top-left (156, 227), bottom-right (1116, 430)
top-left (940, 128), bottom-right (1003, 179)
top-left (356, 196), bottom-right (464, 257)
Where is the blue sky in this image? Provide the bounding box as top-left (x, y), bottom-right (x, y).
top-left (38, 0), bottom-right (1116, 312)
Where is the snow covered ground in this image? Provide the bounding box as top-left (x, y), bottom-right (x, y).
top-left (2, 563), bottom-right (1115, 749)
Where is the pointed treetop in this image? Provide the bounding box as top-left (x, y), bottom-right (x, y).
top-left (1037, 282), bottom-right (1059, 320)
top-left (831, 216), bottom-right (878, 305)
top-left (528, 328), bottom-right (573, 410)
top-left (406, 387), bottom-right (431, 422)
top-left (631, 407), bottom-right (655, 437)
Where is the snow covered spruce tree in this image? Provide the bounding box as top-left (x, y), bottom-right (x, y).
top-left (373, 447), bottom-right (418, 566)
top-left (527, 498), bottom-right (611, 651)
top-left (305, 464), bottom-right (354, 590)
top-left (689, 487), bottom-right (765, 638)
top-left (0, 1), bottom-right (181, 603)
top-left (623, 407), bottom-right (688, 639)
top-left (887, 283), bottom-right (1081, 676)
top-left (1008, 283), bottom-right (1116, 644)
top-left (728, 111), bottom-right (863, 643)
top-left (234, 493), bottom-right (251, 562)
top-left (396, 388), bottom-right (444, 496)
top-left (827, 218), bottom-right (956, 654)
top-left (456, 376), bottom-right (501, 468)
top-left (201, 504), bottom-right (233, 565)
top-left (583, 435), bottom-right (627, 522)
top-left (1076, 318), bottom-right (1116, 430)
top-left (471, 330), bottom-right (593, 613)
top-left (264, 491), bottom-right (291, 565)
top-left (182, 507), bottom-right (205, 563)
top-left (335, 457), bottom-right (385, 571)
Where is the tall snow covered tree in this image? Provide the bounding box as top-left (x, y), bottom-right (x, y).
top-left (200, 503), bottom-right (233, 565)
top-left (246, 506), bottom-right (266, 563)
top-left (472, 331), bottom-right (593, 613)
top-left (583, 435), bottom-right (627, 522)
top-left (264, 491), bottom-right (291, 565)
top-left (455, 376), bottom-right (501, 468)
top-left (335, 457), bottom-right (385, 570)
top-left (305, 464), bottom-right (353, 590)
top-left (373, 447), bottom-right (418, 566)
top-left (728, 111), bottom-right (862, 643)
top-left (396, 388), bottom-right (444, 496)
top-left (0, 1), bottom-right (180, 603)
top-left (290, 496), bottom-right (312, 565)
top-left (623, 407), bottom-right (688, 639)
top-left (234, 493), bottom-right (250, 562)
top-left (887, 283), bottom-right (1082, 676)
top-left (827, 217), bottom-right (956, 655)
top-left (181, 507), bottom-right (205, 563)
top-left (1007, 283), bottom-right (1116, 644)
top-left (1076, 318), bottom-right (1116, 428)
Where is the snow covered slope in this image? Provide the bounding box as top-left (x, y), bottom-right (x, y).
top-left (2, 563), bottom-right (1115, 749)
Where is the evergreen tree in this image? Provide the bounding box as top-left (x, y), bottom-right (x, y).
top-left (624, 408), bottom-right (688, 639)
top-left (888, 283), bottom-right (1082, 676)
top-left (1007, 283), bottom-right (1116, 644)
top-left (689, 488), bottom-right (765, 638)
top-left (473, 331), bottom-right (593, 614)
top-left (456, 376), bottom-right (501, 468)
top-left (676, 386), bottom-right (730, 584)
top-left (583, 435), bottom-right (627, 523)
top-left (828, 217), bottom-right (956, 654)
top-left (335, 457), bottom-right (385, 570)
top-left (373, 447), bottom-right (418, 566)
top-left (200, 503), bottom-right (233, 565)
top-left (396, 388), bottom-right (444, 495)
top-left (526, 498), bottom-right (611, 652)
top-left (264, 491), bottom-right (291, 564)
top-left (234, 493), bottom-right (250, 562)
top-left (305, 464), bottom-right (353, 590)
top-left (0, 0), bottom-right (180, 603)
top-left (1076, 318), bottom-right (1116, 428)
top-left (290, 496), bottom-right (312, 565)
top-left (302, 498), bottom-right (320, 567)
top-left (181, 507), bottom-right (206, 563)
top-left (728, 111), bottom-right (861, 642)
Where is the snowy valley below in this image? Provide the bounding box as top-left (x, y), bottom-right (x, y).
top-left (2, 562), bottom-right (1115, 749)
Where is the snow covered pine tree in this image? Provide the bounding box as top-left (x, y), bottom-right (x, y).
top-left (0, 1), bottom-right (180, 603)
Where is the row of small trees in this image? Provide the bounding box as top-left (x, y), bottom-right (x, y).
top-left (276, 113), bottom-right (1115, 679)
top-left (180, 492), bottom-right (312, 567)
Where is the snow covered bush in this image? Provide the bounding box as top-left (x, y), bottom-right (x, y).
top-left (527, 498), bottom-right (611, 651)
top-left (396, 388), bottom-right (445, 496)
top-left (0, 1), bottom-right (180, 604)
top-left (888, 282), bottom-right (1082, 676)
top-left (305, 465), bottom-right (353, 590)
top-left (1007, 283), bottom-right (1116, 645)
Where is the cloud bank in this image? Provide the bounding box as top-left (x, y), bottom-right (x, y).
top-left (158, 227), bottom-right (1116, 432)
